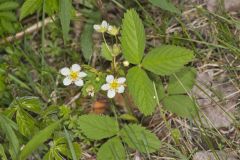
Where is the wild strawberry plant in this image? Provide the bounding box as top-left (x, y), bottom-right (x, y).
top-left (58, 9), bottom-right (197, 159)
top-left (0, 1), bottom-right (198, 159)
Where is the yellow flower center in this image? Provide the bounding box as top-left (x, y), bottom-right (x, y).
top-left (70, 71), bottom-right (78, 80)
top-left (110, 80), bottom-right (119, 90)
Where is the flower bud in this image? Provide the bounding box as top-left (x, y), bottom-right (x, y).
top-left (107, 25), bottom-right (119, 36)
top-left (112, 44), bottom-right (121, 56)
top-left (123, 60), bottom-right (129, 67)
top-left (86, 85), bottom-right (95, 97)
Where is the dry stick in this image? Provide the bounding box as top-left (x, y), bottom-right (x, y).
top-left (0, 12), bottom-right (83, 45)
top-left (0, 16), bottom-right (55, 45)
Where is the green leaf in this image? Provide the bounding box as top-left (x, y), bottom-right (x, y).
top-left (163, 95), bottom-right (197, 118)
top-left (155, 81), bottom-right (165, 100)
top-left (1, 19), bottom-right (15, 33)
top-left (80, 24), bottom-right (93, 61)
top-left (44, 137), bottom-right (81, 160)
top-left (0, 1), bottom-right (19, 11)
top-left (97, 137), bottom-right (126, 160)
top-left (0, 115), bottom-right (19, 159)
top-left (57, 142), bottom-right (81, 160)
top-left (0, 12), bottom-right (17, 21)
top-left (120, 124), bottom-right (161, 153)
top-left (101, 43), bottom-right (112, 61)
top-left (168, 67), bottom-right (196, 95)
top-left (78, 115), bottom-right (119, 140)
top-left (10, 96), bottom-right (42, 114)
top-left (16, 109), bottom-right (37, 137)
top-left (121, 9), bottom-right (145, 64)
top-left (59, 0), bottom-right (72, 44)
top-left (119, 114), bottom-right (138, 122)
top-left (64, 127), bottom-right (78, 160)
top-left (20, 0), bottom-right (43, 20)
top-left (0, 144), bottom-right (7, 160)
top-left (45, 0), bottom-right (58, 15)
top-left (142, 45), bottom-right (194, 76)
top-left (149, 0), bottom-right (180, 14)
top-left (19, 121), bottom-right (60, 160)
top-left (126, 67), bottom-right (157, 115)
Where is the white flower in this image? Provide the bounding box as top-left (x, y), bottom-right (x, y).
top-left (101, 75), bottom-right (126, 98)
top-left (93, 20), bottom-right (109, 33)
top-left (107, 25), bottom-right (119, 36)
top-left (60, 64), bottom-right (87, 86)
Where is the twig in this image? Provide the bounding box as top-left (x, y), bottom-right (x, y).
top-left (0, 16), bottom-right (55, 45)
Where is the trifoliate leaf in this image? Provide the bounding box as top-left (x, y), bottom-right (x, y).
top-left (127, 67), bottom-right (157, 115)
top-left (10, 96), bottom-right (42, 114)
top-left (142, 45), bottom-right (194, 76)
top-left (97, 137), bottom-right (126, 160)
top-left (121, 9), bottom-right (145, 64)
top-left (120, 124), bottom-right (161, 153)
top-left (168, 67), bottom-right (196, 95)
top-left (78, 115), bottom-right (119, 140)
top-left (163, 95), bottom-right (197, 118)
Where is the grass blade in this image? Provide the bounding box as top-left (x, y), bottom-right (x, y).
top-left (64, 127), bottom-right (77, 160)
top-left (59, 0), bottom-right (72, 44)
top-left (19, 121), bottom-right (60, 160)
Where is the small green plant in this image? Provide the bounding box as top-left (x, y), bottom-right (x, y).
top-left (64, 9), bottom-right (197, 117)
top-left (0, 4), bottom-right (199, 159)
top-left (57, 8), bottom-right (197, 159)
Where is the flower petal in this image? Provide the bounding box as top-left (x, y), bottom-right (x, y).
top-left (60, 67), bottom-right (70, 76)
top-left (106, 75), bottom-right (114, 83)
top-left (107, 89), bottom-right (116, 98)
top-left (101, 20), bottom-right (108, 28)
top-left (117, 85), bottom-right (125, 93)
top-left (63, 77), bottom-right (72, 86)
top-left (108, 25), bottom-right (113, 31)
top-left (93, 25), bottom-right (100, 31)
top-left (79, 72), bottom-right (87, 78)
top-left (101, 84), bottom-right (110, 91)
top-left (117, 77), bottom-right (126, 84)
top-left (71, 64), bottom-right (81, 72)
top-left (74, 79), bottom-right (84, 86)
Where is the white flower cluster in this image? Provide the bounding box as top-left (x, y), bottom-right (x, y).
top-left (60, 64), bottom-right (126, 98)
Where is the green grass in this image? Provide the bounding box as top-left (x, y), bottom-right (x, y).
top-left (0, 0), bottom-right (239, 159)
